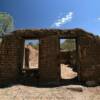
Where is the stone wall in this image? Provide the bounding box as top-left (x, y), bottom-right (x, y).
top-left (39, 35), bottom-right (60, 85)
top-left (0, 36), bottom-right (20, 83)
top-left (0, 29), bottom-right (100, 85)
top-left (79, 36), bottom-right (100, 83)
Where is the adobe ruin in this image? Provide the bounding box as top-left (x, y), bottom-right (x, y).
top-left (0, 28), bottom-right (100, 85)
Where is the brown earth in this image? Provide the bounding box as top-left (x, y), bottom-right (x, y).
top-left (60, 64), bottom-right (77, 79)
top-left (0, 85), bottom-right (100, 100)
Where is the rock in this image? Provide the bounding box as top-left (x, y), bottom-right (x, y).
top-left (66, 85), bottom-right (84, 92)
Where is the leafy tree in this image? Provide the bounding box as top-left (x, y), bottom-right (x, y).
top-left (0, 12), bottom-right (14, 36)
top-left (60, 39), bottom-right (76, 51)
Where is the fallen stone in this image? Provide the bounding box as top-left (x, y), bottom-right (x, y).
top-left (66, 85), bottom-right (84, 92)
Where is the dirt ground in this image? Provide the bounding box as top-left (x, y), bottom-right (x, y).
top-left (0, 85), bottom-right (100, 100)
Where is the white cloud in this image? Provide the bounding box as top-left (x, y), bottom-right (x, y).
top-left (97, 17), bottom-right (100, 21)
top-left (51, 12), bottom-right (74, 28)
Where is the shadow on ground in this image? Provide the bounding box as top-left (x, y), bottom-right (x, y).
top-left (0, 69), bottom-right (99, 88)
top-left (0, 76), bottom-right (87, 88)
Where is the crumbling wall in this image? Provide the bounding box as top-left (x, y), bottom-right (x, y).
top-left (0, 29), bottom-right (100, 85)
top-left (24, 48), bottom-right (30, 68)
top-left (79, 36), bottom-right (100, 83)
top-left (16, 38), bottom-right (24, 74)
top-left (0, 35), bottom-right (20, 83)
top-left (39, 35), bottom-right (60, 85)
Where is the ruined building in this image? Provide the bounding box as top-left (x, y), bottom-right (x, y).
top-left (0, 28), bottom-right (100, 85)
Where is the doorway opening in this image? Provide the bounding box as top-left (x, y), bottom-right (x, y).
top-left (23, 39), bottom-right (39, 69)
top-left (60, 38), bottom-right (78, 80)
top-left (22, 39), bottom-right (39, 84)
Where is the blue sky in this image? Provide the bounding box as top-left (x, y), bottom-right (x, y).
top-left (0, 0), bottom-right (100, 35)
